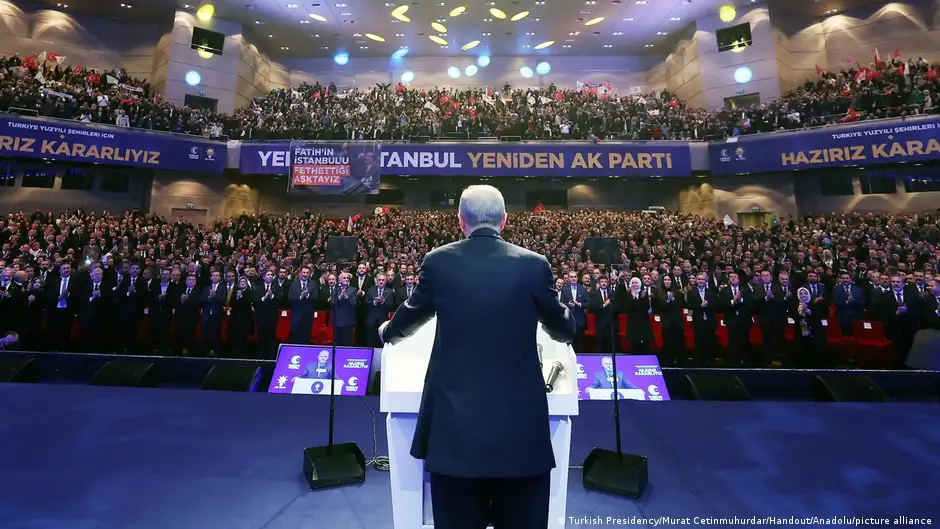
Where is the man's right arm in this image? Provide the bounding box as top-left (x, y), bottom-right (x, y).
top-left (533, 256), bottom-right (575, 343)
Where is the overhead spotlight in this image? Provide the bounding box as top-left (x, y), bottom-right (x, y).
top-left (392, 48), bottom-right (409, 59)
top-left (429, 35), bottom-right (448, 45)
top-left (584, 16), bottom-right (604, 26)
top-left (465, 64), bottom-right (478, 76)
top-left (196, 4), bottom-right (214, 21)
top-left (477, 55), bottom-right (491, 67)
top-left (391, 5), bottom-right (410, 21)
top-left (535, 61), bottom-right (551, 75)
top-left (197, 48), bottom-right (213, 59)
top-left (519, 66), bottom-right (533, 78)
top-left (431, 22), bottom-right (448, 33)
top-left (489, 7), bottom-right (506, 18)
top-left (334, 52), bottom-right (350, 65)
top-left (365, 33), bottom-right (385, 42)
top-left (533, 40), bottom-right (553, 50)
top-left (449, 6), bottom-right (466, 16)
top-left (510, 10), bottom-right (529, 21)
top-left (447, 66), bottom-right (461, 78)
top-left (309, 13), bottom-right (327, 21)
top-left (719, 5), bottom-right (736, 22)
top-left (401, 70), bottom-right (415, 83)
top-left (462, 40), bottom-right (481, 51)
top-left (185, 70), bottom-right (201, 86)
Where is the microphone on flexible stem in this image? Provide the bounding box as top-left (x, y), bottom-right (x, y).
top-left (544, 361), bottom-right (565, 393)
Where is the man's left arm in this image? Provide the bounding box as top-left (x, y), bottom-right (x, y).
top-left (381, 259), bottom-right (436, 343)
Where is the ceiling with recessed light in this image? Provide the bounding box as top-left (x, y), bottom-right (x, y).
top-left (37, 0), bottom-right (887, 58)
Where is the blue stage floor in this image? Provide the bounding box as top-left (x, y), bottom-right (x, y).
top-left (0, 383), bottom-right (937, 529)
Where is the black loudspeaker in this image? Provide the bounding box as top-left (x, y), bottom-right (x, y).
top-left (369, 369), bottom-right (381, 396)
top-left (584, 237), bottom-right (621, 267)
top-left (582, 450), bottom-right (649, 499)
top-left (91, 361), bottom-right (158, 388)
top-left (326, 236), bottom-right (360, 263)
top-left (684, 373), bottom-right (751, 401)
top-left (303, 443), bottom-right (367, 489)
top-left (813, 374), bottom-right (889, 402)
top-left (0, 357), bottom-right (39, 383)
top-left (201, 364), bottom-right (261, 392)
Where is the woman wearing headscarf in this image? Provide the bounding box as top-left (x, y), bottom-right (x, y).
top-left (622, 276), bottom-right (653, 354)
top-left (791, 286), bottom-right (826, 367)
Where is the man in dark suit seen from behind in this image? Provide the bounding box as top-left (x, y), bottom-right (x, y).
top-left (379, 185), bottom-right (575, 529)
top-left (560, 270), bottom-right (589, 352)
top-left (366, 274), bottom-right (395, 346)
top-left (288, 266), bottom-right (316, 344)
top-left (331, 272), bottom-right (357, 345)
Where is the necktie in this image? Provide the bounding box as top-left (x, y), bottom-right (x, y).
top-left (407, 287), bottom-right (412, 297)
top-left (897, 292), bottom-right (903, 305)
top-left (845, 285), bottom-right (850, 295)
top-left (187, 288), bottom-right (192, 296)
top-left (301, 281), bottom-right (307, 291)
top-left (94, 283), bottom-right (99, 291)
top-left (266, 284), bottom-right (271, 295)
top-left (601, 290), bottom-right (607, 302)
top-left (60, 279), bottom-right (67, 297)
top-left (226, 284), bottom-right (233, 306)
top-left (733, 287), bottom-right (738, 298)
top-left (766, 285), bottom-right (771, 294)
top-left (378, 287), bottom-right (384, 298)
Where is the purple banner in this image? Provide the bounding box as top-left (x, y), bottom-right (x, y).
top-left (268, 344), bottom-right (372, 395)
top-left (239, 142), bottom-right (292, 174)
top-left (575, 354), bottom-right (670, 401)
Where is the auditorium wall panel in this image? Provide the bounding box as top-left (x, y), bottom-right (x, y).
top-left (771, 15), bottom-right (828, 96)
top-left (0, 4), bottom-right (163, 80)
top-left (821, 1), bottom-right (940, 70)
top-left (0, 167), bottom-right (149, 213)
top-left (662, 24), bottom-right (704, 108)
top-left (679, 175), bottom-right (799, 220)
top-left (282, 55), bottom-right (663, 93)
top-left (792, 170), bottom-right (940, 214)
top-left (236, 35), bottom-right (290, 109)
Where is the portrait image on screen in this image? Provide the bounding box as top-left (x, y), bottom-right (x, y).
top-left (575, 354), bottom-right (670, 401)
top-left (191, 27), bottom-right (225, 56)
top-left (716, 22), bottom-right (753, 53)
top-left (268, 344), bottom-right (372, 395)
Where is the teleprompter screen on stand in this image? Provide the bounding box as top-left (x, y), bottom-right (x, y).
top-left (268, 344), bottom-right (372, 395)
top-left (576, 354), bottom-right (670, 401)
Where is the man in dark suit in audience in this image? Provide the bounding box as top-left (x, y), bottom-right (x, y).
top-left (395, 273), bottom-right (417, 307)
top-left (80, 266), bottom-right (110, 352)
top-left (288, 266), bottom-right (316, 344)
top-left (378, 185), bottom-right (574, 529)
top-left (366, 274), bottom-right (395, 346)
top-left (686, 272), bottom-right (718, 366)
top-left (588, 276), bottom-right (616, 353)
top-left (923, 280), bottom-right (940, 330)
top-left (880, 274), bottom-right (921, 368)
top-left (116, 262), bottom-right (145, 353)
top-left (720, 272), bottom-right (752, 367)
top-left (45, 262), bottom-right (76, 351)
top-left (255, 269), bottom-right (283, 359)
top-left (754, 270), bottom-right (787, 367)
top-left (175, 274), bottom-right (201, 355)
top-left (832, 272), bottom-right (865, 336)
top-left (200, 269), bottom-right (226, 355)
top-left (560, 270), bottom-right (589, 352)
top-left (331, 272), bottom-right (358, 345)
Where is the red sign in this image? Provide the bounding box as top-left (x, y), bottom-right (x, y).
top-left (291, 164), bottom-right (350, 186)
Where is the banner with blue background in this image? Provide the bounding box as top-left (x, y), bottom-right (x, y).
top-left (709, 115), bottom-right (940, 175)
top-left (239, 141), bottom-right (691, 177)
top-left (0, 115), bottom-right (225, 173)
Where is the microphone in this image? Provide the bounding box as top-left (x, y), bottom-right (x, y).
top-left (544, 361), bottom-right (565, 393)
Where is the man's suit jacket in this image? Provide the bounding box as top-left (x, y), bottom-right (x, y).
top-left (879, 286), bottom-right (922, 331)
top-left (254, 282), bottom-right (283, 328)
top-left (588, 288), bottom-right (616, 329)
top-left (832, 283), bottom-right (865, 323)
top-left (719, 285), bottom-right (753, 327)
top-left (200, 282), bottom-right (227, 322)
top-left (685, 287), bottom-right (718, 329)
top-left (45, 276), bottom-right (77, 312)
top-left (560, 283), bottom-right (590, 327)
top-left (331, 286), bottom-right (358, 328)
top-left (382, 228), bottom-right (575, 479)
top-left (923, 294), bottom-right (940, 330)
top-left (755, 283), bottom-right (788, 327)
top-left (366, 286), bottom-right (395, 324)
top-left (288, 279), bottom-right (316, 320)
top-left (589, 370), bottom-right (637, 390)
top-left (803, 281), bottom-right (830, 320)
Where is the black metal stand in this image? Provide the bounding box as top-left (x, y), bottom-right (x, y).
top-left (303, 236), bottom-right (366, 490)
top-left (580, 237), bottom-right (649, 500)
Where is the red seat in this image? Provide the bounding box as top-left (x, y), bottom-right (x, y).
top-left (852, 320), bottom-right (893, 368)
top-left (275, 310), bottom-right (291, 342)
top-left (585, 312), bottom-right (597, 351)
top-left (682, 313), bottom-right (695, 351)
top-left (749, 316), bottom-right (763, 347)
top-left (650, 315), bottom-right (663, 352)
top-left (715, 314), bottom-right (729, 351)
top-left (618, 313), bottom-right (629, 352)
top-left (784, 317), bottom-right (796, 341)
top-left (822, 319), bottom-right (854, 363)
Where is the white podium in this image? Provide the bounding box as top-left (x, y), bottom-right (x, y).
top-left (381, 317), bottom-right (578, 529)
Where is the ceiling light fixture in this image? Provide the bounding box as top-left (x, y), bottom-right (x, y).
top-left (365, 33), bottom-right (385, 42)
top-left (510, 10), bottom-right (529, 21)
top-left (612, 31), bottom-right (622, 35)
top-left (429, 35), bottom-right (448, 45)
top-left (309, 13), bottom-right (327, 21)
top-left (670, 17), bottom-right (681, 21)
top-left (300, 20), bottom-right (310, 23)
top-left (195, 4), bottom-right (212, 19)
top-left (286, 3), bottom-right (298, 7)
top-left (489, 7), bottom-right (506, 19)
top-left (461, 40), bottom-right (481, 50)
top-left (584, 16), bottom-right (604, 25)
top-left (533, 40), bottom-right (553, 49)
top-left (431, 22), bottom-right (448, 33)
top-left (391, 5), bottom-right (411, 22)
top-left (449, 6), bottom-right (466, 17)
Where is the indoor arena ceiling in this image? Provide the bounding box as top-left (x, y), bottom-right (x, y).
top-left (40, 0), bottom-right (888, 58)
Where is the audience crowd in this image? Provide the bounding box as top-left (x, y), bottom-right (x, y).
top-left (2, 50), bottom-right (938, 142)
top-left (1, 207), bottom-right (938, 370)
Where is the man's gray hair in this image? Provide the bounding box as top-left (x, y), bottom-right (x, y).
top-left (459, 185), bottom-right (506, 232)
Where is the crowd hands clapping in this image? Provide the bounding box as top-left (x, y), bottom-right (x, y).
top-left (2, 50), bottom-right (939, 142)
top-left (0, 206), bottom-right (939, 369)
